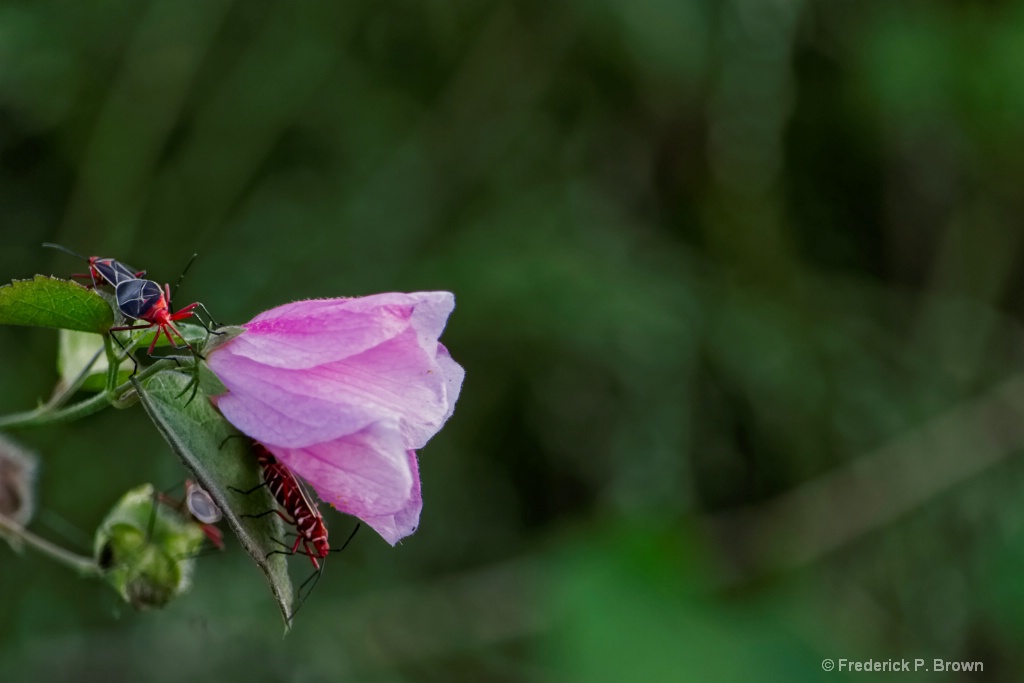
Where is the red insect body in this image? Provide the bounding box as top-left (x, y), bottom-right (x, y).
top-left (252, 443), bottom-right (330, 569)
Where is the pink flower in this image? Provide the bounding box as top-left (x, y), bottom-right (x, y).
top-left (206, 292), bottom-right (464, 545)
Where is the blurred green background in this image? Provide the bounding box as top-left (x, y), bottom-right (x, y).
top-left (2, 0), bottom-right (1024, 680)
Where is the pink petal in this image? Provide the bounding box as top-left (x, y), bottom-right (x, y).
top-left (436, 343), bottom-right (465, 426)
top-left (265, 423), bottom-right (421, 545)
top-left (207, 352), bottom-right (379, 447)
top-left (325, 327), bottom-right (451, 449)
top-left (206, 291), bottom-right (461, 545)
top-left (338, 292), bottom-right (455, 355)
top-left (212, 327), bottom-right (457, 449)
top-left (230, 302), bottom-right (413, 369)
top-left (349, 451), bottom-right (422, 545)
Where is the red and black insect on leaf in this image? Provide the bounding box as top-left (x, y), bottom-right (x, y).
top-left (111, 252), bottom-right (223, 361)
top-left (234, 442), bottom-right (332, 569)
top-left (43, 242), bottom-right (145, 289)
top-left (230, 441), bottom-right (359, 616)
top-left (110, 278), bottom-right (217, 356)
top-left (45, 243), bottom-right (221, 359)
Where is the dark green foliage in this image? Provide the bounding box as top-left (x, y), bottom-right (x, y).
top-left (1, 0), bottom-right (1023, 680)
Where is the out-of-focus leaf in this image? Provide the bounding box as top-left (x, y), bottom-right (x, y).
top-left (131, 370), bottom-right (294, 629)
top-left (0, 276), bottom-right (113, 333)
top-left (58, 330), bottom-right (115, 392)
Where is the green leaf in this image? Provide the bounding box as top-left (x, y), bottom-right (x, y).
top-left (0, 276), bottom-right (114, 333)
top-left (131, 370), bottom-right (295, 629)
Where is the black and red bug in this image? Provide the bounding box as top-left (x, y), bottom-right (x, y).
top-left (228, 439), bottom-right (359, 619)
top-left (235, 442), bottom-right (331, 569)
top-left (109, 278), bottom-right (207, 355)
top-left (43, 242), bottom-right (145, 288)
top-left (108, 253), bottom-right (223, 359)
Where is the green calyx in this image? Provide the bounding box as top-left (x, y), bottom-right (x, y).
top-left (94, 484), bottom-right (205, 610)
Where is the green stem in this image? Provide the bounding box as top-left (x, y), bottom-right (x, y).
top-left (0, 390), bottom-right (112, 430)
top-left (0, 357), bottom-right (181, 430)
top-left (104, 334), bottom-right (121, 393)
top-left (0, 515), bottom-right (100, 578)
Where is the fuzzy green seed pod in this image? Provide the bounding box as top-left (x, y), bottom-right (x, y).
top-left (94, 484), bottom-right (205, 609)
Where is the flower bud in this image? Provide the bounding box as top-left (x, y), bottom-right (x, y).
top-left (205, 293), bottom-right (464, 544)
top-left (94, 484), bottom-right (205, 609)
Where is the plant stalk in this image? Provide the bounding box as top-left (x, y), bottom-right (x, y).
top-left (0, 515), bottom-right (101, 578)
top-left (0, 356), bottom-right (180, 430)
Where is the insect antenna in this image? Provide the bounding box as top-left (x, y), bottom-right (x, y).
top-left (43, 242), bottom-right (101, 287)
top-left (168, 253), bottom-right (222, 332)
top-left (289, 523), bottom-right (360, 623)
top-left (42, 242), bottom-right (89, 261)
top-left (169, 253), bottom-right (197, 307)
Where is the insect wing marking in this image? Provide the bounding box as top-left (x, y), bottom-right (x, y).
top-left (115, 279), bottom-right (162, 319)
top-left (95, 258), bottom-right (141, 287)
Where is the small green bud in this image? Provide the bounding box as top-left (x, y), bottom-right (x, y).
top-left (94, 484), bottom-right (205, 609)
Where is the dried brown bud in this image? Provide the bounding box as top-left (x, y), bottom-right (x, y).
top-left (0, 434), bottom-right (37, 526)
